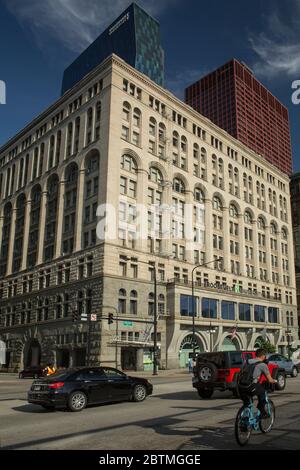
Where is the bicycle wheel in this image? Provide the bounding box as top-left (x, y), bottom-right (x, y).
top-left (235, 406), bottom-right (252, 446)
top-left (259, 399), bottom-right (275, 433)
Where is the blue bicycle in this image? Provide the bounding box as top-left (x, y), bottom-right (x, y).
top-left (235, 386), bottom-right (275, 446)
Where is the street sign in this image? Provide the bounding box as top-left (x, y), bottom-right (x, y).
top-left (123, 321), bottom-right (133, 327)
top-left (91, 314), bottom-right (97, 322)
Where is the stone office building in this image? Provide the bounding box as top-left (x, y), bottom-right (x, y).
top-left (0, 54), bottom-right (298, 371)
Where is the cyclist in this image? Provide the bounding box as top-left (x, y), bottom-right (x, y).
top-left (238, 348), bottom-right (277, 418)
top-left (43, 363), bottom-right (56, 376)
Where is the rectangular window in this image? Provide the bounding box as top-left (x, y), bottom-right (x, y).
top-left (202, 298), bottom-right (218, 319)
top-left (180, 295), bottom-right (198, 317)
top-left (254, 305), bottom-right (265, 322)
top-left (221, 301), bottom-right (235, 320)
top-left (239, 303), bottom-right (251, 321)
top-left (268, 307), bottom-right (279, 323)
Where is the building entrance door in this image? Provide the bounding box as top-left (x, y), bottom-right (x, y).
top-left (121, 348), bottom-right (137, 371)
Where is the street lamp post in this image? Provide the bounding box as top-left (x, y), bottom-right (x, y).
top-left (207, 322), bottom-right (216, 352)
top-left (286, 328), bottom-right (292, 359)
top-left (191, 258), bottom-right (222, 358)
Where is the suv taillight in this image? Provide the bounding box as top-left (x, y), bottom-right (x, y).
top-left (48, 382), bottom-right (65, 389)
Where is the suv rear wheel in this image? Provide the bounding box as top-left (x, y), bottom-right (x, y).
top-left (197, 362), bottom-right (218, 384)
top-left (197, 388), bottom-right (214, 399)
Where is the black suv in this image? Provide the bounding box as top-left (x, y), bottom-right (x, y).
top-left (192, 350), bottom-right (286, 399)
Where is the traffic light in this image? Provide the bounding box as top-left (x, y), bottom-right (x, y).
top-left (108, 313), bottom-right (114, 325)
top-left (72, 310), bottom-right (78, 323)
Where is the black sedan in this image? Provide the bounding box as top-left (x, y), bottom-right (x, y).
top-left (19, 366), bottom-right (44, 379)
top-left (28, 366), bottom-right (153, 412)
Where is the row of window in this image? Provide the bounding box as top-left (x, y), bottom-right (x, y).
top-left (180, 295), bottom-right (279, 323)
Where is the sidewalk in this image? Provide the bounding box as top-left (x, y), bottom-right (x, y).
top-left (0, 368), bottom-right (191, 378)
top-left (127, 368), bottom-right (190, 378)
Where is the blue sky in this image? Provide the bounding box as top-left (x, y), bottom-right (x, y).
top-left (0, 0), bottom-right (299, 172)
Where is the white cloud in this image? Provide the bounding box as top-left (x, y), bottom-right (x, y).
top-left (249, 0), bottom-right (300, 78)
top-left (5, 0), bottom-right (177, 53)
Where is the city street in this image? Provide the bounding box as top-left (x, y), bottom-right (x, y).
top-left (0, 373), bottom-right (300, 450)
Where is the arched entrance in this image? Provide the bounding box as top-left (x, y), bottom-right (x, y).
top-left (23, 339), bottom-right (41, 368)
top-left (179, 334), bottom-right (204, 368)
top-left (254, 336), bottom-right (266, 349)
top-left (221, 336), bottom-right (240, 351)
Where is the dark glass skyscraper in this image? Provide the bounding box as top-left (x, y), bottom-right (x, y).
top-left (61, 2), bottom-right (164, 95)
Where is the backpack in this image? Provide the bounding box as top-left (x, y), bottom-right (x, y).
top-left (237, 360), bottom-right (259, 391)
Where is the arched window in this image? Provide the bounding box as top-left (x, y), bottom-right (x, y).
top-left (148, 292), bottom-right (154, 315)
top-left (172, 131), bottom-right (179, 148)
top-left (48, 135), bottom-right (55, 169)
top-left (83, 151), bottom-right (100, 249)
top-left (62, 163), bottom-right (78, 255)
top-left (200, 147), bottom-right (207, 163)
top-left (123, 102), bottom-right (131, 122)
top-left (56, 295), bottom-right (63, 319)
top-left (181, 136), bottom-right (187, 153)
top-left (158, 294), bottom-right (165, 315)
top-left (244, 211), bottom-right (252, 224)
top-left (44, 174), bottom-right (59, 262)
top-left (118, 289), bottom-right (127, 314)
top-left (282, 227), bottom-right (288, 240)
top-left (193, 143), bottom-right (199, 159)
top-left (74, 117), bottom-right (80, 153)
top-left (173, 177), bottom-right (185, 193)
top-left (257, 217), bottom-right (266, 230)
top-left (27, 185), bottom-right (42, 268)
top-left (133, 108), bottom-right (141, 128)
top-left (270, 223), bottom-right (277, 235)
top-left (32, 148), bottom-right (39, 181)
top-left (66, 122), bottom-right (73, 158)
top-left (13, 194), bottom-right (26, 273)
top-left (213, 196), bottom-right (222, 211)
top-left (130, 290), bottom-right (138, 315)
top-left (0, 203), bottom-right (12, 277)
top-left (149, 117), bottom-right (157, 137)
top-left (121, 154), bottom-right (137, 173)
top-left (149, 166), bottom-right (163, 184)
top-left (229, 204), bottom-right (238, 218)
top-left (194, 187), bottom-right (205, 203)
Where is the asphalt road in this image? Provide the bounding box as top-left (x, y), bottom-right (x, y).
top-left (0, 374), bottom-right (299, 450)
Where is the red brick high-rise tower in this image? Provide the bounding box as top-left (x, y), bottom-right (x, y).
top-left (185, 59), bottom-right (292, 175)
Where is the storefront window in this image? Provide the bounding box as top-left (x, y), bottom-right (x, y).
top-left (239, 303), bottom-right (251, 321)
top-left (202, 298), bottom-right (218, 319)
top-left (254, 305), bottom-right (266, 322)
top-left (180, 295), bottom-right (198, 316)
top-left (221, 301), bottom-right (235, 320)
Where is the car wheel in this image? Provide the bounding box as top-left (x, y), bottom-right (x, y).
top-left (291, 367), bottom-right (298, 378)
top-left (197, 362), bottom-right (218, 384)
top-left (275, 373), bottom-right (286, 391)
top-left (132, 384), bottom-right (147, 402)
top-left (68, 391), bottom-right (87, 412)
top-left (197, 388), bottom-right (214, 399)
top-left (232, 388), bottom-right (240, 398)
